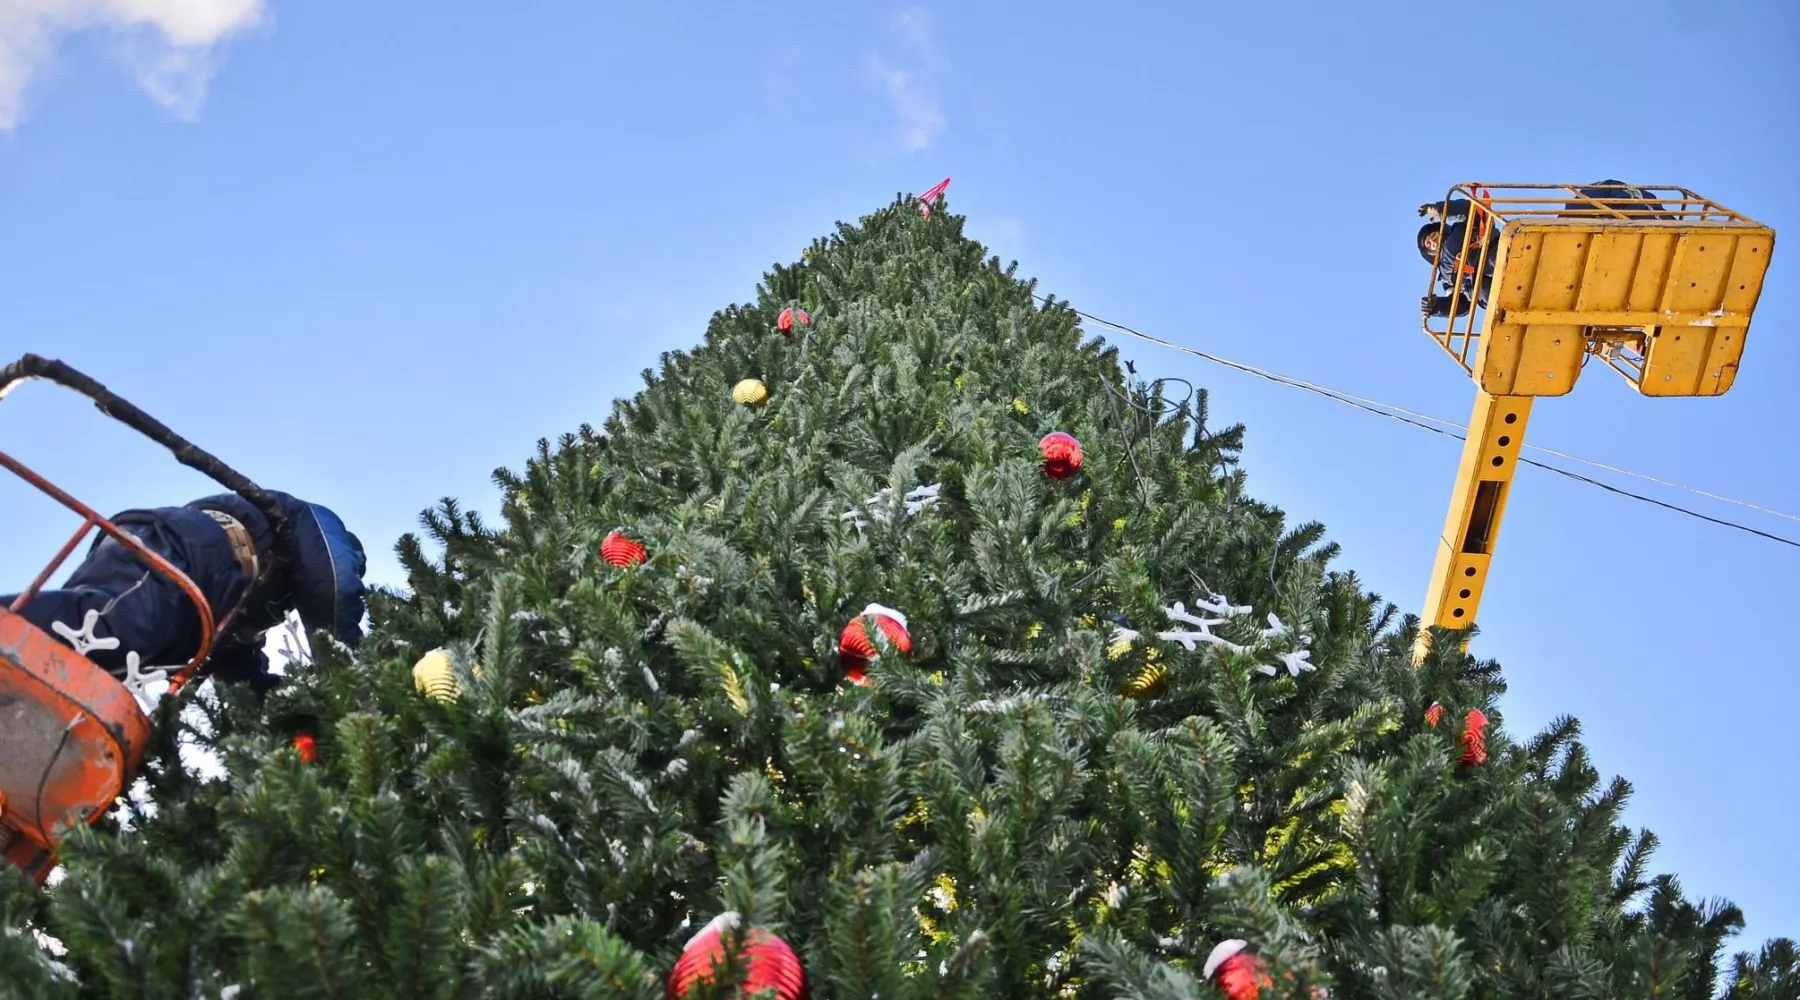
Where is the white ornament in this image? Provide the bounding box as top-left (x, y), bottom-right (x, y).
top-left (52, 610), bottom-right (172, 709)
top-left (1257, 649), bottom-right (1316, 678)
top-left (1156, 600), bottom-right (1250, 653)
top-left (686, 910), bottom-right (741, 948)
top-left (860, 602), bottom-right (909, 631)
top-left (1192, 593), bottom-right (1254, 618)
top-left (841, 483), bottom-right (942, 529)
top-left (1204, 939), bottom-right (1250, 981)
top-left (50, 610), bottom-right (120, 656)
top-left (120, 652), bottom-right (170, 711)
top-left (1156, 592), bottom-right (1316, 680)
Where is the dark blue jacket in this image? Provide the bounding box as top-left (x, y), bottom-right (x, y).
top-left (1563, 179), bottom-right (1672, 220)
top-left (84, 492), bottom-right (366, 688)
top-left (184, 492), bottom-right (367, 642)
top-left (1418, 199), bottom-right (1497, 290)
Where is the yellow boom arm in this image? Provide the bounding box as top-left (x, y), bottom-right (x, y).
top-left (1413, 390), bottom-right (1531, 662)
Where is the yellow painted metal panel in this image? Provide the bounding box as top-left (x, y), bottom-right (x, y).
top-left (1469, 221), bottom-right (1773, 398)
top-left (1641, 327), bottom-right (1715, 396)
top-left (1721, 231), bottom-right (1775, 313)
top-left (1508, 324), bottom-right (1584, 396)
top-left (1531, 229), bottom-right (1590, 311)
top-left (1638, 227), bottom-right (1774, 397)
top-left (1628, 231), bottom-right (1675, 311)
top-left (1477, 325), bottom-right (1523, 394)
top-left (1476, 228), bottom-right (1584, 396)
top-left (1667, 232), bottom-right (1734, 311)
top-left (1504, 309), bottom-right (1749, 328)
top-left (1576, 230), bottom-right (1641, 311)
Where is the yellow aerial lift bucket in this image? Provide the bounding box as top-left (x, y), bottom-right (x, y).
top-left (1414, 183), bottom-right (1775, 661)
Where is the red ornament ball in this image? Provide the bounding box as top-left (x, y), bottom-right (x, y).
top-left (1039, 431), bottom-right (1083, 479)
top-left (838, 603), bottom-right (912, 685)
top-left (1460, 708), bottom-right (1489, 767)
top-left (601, 529), bottom-right (649, 567)
top-left (1424, 701), bottom-right (1444, 727)
top-left (668, 914), bottom-right (806, 1000)
top-left (777, 306), bottom-right (810, 335)
top-left (1205, 941), bottom-right (1272, 1000)
top-left (292, 733), bottom-right (317, 765)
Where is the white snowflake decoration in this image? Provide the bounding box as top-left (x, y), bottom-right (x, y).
top-left (1153, 591), bottom-right (1315, 680)
top-left (49, 610), bottom-right (119, 656)
top-left (120, 652), bottom-right (170, 708)
top-left (1156, 599), bottom-right (1252, 653)
top-left (51, 610), bottom-right (172, 710)
top-left (840, 482), bottom-right (941, 529)
top-left (1258, 650), bottom-right (1316, 678)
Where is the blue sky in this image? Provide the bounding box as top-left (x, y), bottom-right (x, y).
top-left (2, 0), bottom-right (1796, 950)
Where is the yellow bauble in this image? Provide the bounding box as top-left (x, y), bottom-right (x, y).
top-left (1121, 662), bottom-right (1168, 699)
top-left (732, 379), bottom-right (769, 406)
top-left (412, 648), bottom-right (461, 703)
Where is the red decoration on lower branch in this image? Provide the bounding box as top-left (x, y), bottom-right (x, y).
top-left (668, 912), bottom-right (806, 1000)
top-left (292, 733), bottom-right (317, 765)
top-left (1039, 431), bottom-right (1083, 480)
top-left (838, 604), bottom-right (912, 685)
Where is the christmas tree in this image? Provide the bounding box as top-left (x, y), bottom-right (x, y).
top-left (4, 193), bottom-right (1795, 999)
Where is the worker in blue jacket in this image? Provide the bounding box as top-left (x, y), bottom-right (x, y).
top-left (3, 491), bottom-right (366, 696)
top-left (1562, 179), bottom-right (1673, 220)
top-left (1416, 197), bottom-right (1498, 319)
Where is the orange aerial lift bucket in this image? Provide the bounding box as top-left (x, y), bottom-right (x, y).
top-left (0, 353), bottom-right (294, 883)
top-left (0, 607), bottom-right (154, 881)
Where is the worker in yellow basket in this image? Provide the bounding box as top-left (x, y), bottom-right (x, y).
top-left (1417, 196), bottom-right (1497, 319)
top-left (1560, 179), bottom-right (1674, 220)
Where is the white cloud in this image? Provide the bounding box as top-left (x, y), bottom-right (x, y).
top-left (865, 5), bottom-right (945, 152)
top-left (0, 0), bottom-right (266, 131)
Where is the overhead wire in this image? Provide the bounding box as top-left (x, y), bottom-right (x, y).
top-left (1038, 294), bottom-right (1800, 550)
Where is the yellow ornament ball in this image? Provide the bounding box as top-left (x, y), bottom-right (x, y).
top-left (1121, 662), bottom-right (1168, 699)
top-left (1106, 632), bottom-right (1136, 662)
top-left (412, 648), bottom-right (461, 703)
top-left (732, 379), bottom-right (769, 407)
